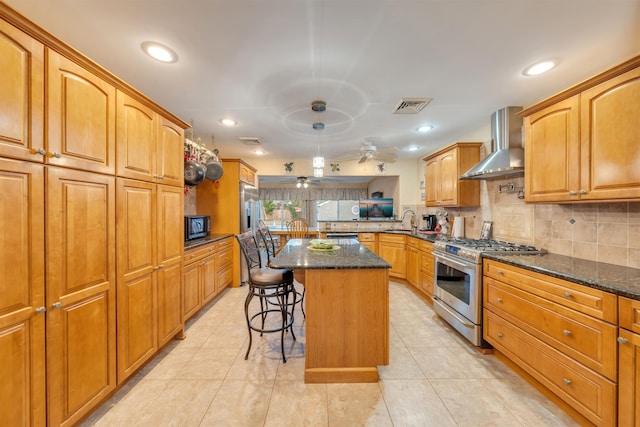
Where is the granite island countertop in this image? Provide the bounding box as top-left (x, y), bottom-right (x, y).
top-left (270, 238), bottom-right (391, 270)
top-left (184, 233), bottom-right (234, 251)
top-left (483, 252), bottom-right (640, 300)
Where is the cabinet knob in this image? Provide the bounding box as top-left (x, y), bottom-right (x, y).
top-left (497, 297), bottom-right (503, 303)
top-left (497, 332), bottom-right (503, 338)
top-left (618, 336), bottom-right (629, 345)
top-left (35, 307), bottom-right (46, 314)
top-left (52, 302), bottom-right (62, 309)
top-left (190, 254), bottom-right (195, 258)
top-left (562, 378), bottom-right (572, 386)
top-left (48, 151), bottom-right (62, 159)
top-left (563, 291), bottom-right (572, 298)
top-left (562, 329), bottom-right (572, 336)
top-left (33, 148), bottom-right (47, 156)
top-left (153, 266), bottom-right (160, 270)
top-left (568, 191), bottom-right (577, 196)
top-left (579, 189), bottom-right (587, 195)
top-left (497, 270), bottom-right (504, 275)
top-left (158, 264), bottom-right (165, 269)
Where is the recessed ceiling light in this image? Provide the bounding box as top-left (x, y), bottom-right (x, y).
top-left (254, 150), bottom-right (265, 155)
top-left (417, 125), bottom-right (433, 133)
top-left (221, 118), bottom-right (237, 126)
top-left (406, 145), bottom-right (420, 152)
top-left (141, 41), bottom-right (178, 63)
top-left (523, 60), bottom-right (557, 76)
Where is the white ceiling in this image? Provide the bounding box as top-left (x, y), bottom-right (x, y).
top-left (6, 0), bottom-right (640, 164)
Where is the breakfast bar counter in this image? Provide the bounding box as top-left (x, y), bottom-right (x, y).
top-left (270, 238), bottom-right (391, 383)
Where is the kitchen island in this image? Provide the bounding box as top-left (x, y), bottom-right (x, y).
top-left (270, 238), bottom-right (391, 383)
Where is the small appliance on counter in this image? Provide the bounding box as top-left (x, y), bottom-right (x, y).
top-left (184, 215), bottom-right (211, 241)
top-left (422, 214), bottom-right (437, 231)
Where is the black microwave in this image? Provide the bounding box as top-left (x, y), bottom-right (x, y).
top-left (185, 215), bottom-right (211, 241)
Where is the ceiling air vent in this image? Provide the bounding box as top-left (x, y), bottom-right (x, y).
top-left (239, 137), bottom-right (261, 145)
top-left (392, 97), bottom-right (432, 114)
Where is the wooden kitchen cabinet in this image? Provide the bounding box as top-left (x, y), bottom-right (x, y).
top-left (483, 259), bottom-right (617, 426)
top-left (116, 92), bottom-right (185, 187)
top-left (0, 158), bottom-right (46, 427)
top-left (215, 238), bottom-right (233, 294)
top-left (46, 167), bottom-right (117, 427)
top-left (239, 162), bottom-right (257, 185)
top-left (378, 234), bottom-right (406, 279)
top-left (522, 56), bottom-right (640, 203)
top-left (423, 142), bottom-right (482, 207)
top-left (0, 18), bottom-right (44, 163)
top-left (116, 179), bottom-right (184, 382)
top-left (406, 237), bottom-right (420, 288)
top-left (419, 240), bottom-right (435, 298)
top-left (47, 50), bottom-right (116, 174)
top-left (358, 232), bottom-right (377, 253)
top-left (618, 297), bottom-right (640, 427)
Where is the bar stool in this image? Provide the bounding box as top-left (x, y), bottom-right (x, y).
top-left (257, 226), bottom-right (305, 318)
top-left (236, 231), bottom-right (296, 363)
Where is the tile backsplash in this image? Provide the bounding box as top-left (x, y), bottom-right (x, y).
top-left (417, 176), bottom-right (640, 269)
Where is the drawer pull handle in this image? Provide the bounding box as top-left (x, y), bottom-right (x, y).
top-left (497, 297), bottom-right (503, 303)
top-left (618, 337), bottom-right (629, 345)
top-left (562, 378), bottom-right (572, 386)
top-left (35, 307), bottom-right (46, 314)
top-left (497, 270), bottom-right (504, 275)
top-left (563, 329), bottom-right (572, 336)
top-left (563, 291), bottom-right (572, 298)
top-left (579, 189), bottom-right (587, 195)
top-left (568, 191), bottom-right (576, 196)
top-left (497, 332), bottom-right (503, 338)
top-left (52, 302), bottom-right (62, 309)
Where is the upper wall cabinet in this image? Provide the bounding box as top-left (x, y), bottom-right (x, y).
top-left (424, 142), bottom-right (482, 207)
top-left (0, 19), bottom-right (44, 162)
top-left (116, 91), bottom-right (184, 186)
top-left (523, 56), bottom-right (640, 203)
top-left (48, 50), bottom-right (116, 174)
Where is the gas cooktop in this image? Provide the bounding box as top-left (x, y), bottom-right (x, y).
top-left (433, 237), bottom-right (545, 263)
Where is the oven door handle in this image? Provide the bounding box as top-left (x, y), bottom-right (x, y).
top-left (432, 296), bottom-right (476, 328)
top-left (434, 252), bottom-right (476, 271)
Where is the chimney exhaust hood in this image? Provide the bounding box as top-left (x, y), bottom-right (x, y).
top-left (460, 106), bottom-right (524, 180)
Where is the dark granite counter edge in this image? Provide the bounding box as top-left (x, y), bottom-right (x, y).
top-left (482, 253), bottom-right (640, 301)
top-left (184, 233), bottom-right (234, 251)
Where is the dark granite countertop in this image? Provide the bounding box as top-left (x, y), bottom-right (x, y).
top-left (380, 230), bottom-right (440, 242)
top-left (184, 233), bottom-right (234, 251)
top-left (483, 252), bottom-right (640, 300)
top-left (270, 238), bottom-right (391, 270)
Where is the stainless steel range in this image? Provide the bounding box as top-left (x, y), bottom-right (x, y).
top-left (432, 237), bottom-right (544, 347)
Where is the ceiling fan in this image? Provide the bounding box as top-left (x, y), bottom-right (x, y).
top-left (355, 140), bottom-right (398, 164)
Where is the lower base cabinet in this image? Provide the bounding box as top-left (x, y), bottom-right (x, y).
top-left (483, 259), bottom-right (618, 426)
top-left (183, 237), bottom-right (233, 321)
top-left (618, 297), bottom-right (640, 426)
top-left (378, 234), bottom-right (406, 279)
top-left (418, 240), bottom-right (434, 298)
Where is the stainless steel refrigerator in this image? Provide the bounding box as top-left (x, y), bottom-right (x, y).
top-left (239, 182), bottom-right (260, 284)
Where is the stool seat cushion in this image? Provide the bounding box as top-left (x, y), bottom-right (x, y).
top-left (249, 267), bottom-right (293, 285)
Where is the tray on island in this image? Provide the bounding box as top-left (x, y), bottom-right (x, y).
top-left (306, 245), bottom-right (340, 252)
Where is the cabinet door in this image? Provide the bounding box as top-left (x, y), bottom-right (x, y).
top-left (0, 158), bottom-right (45, 426)
top-left (46, 167), bottom-right (116, 426)
top-left (524, 96), bottom-right (580, 202)
top-left (0, 20), bottom-right (44, 162)
top-left (618, 329), bottom-right (640, 427)
top-left (115, 178), bottom-right (157, 383)
top-left (183, 262), bottom-right (201, 321)
top-left (379, 243), bottom-right (406, 279)
top-left (156, 184), bottom-right (184, 346)
top-left (201, 255), bottom-right (217, 305)
top-left (406, 246), bottom-right (419, 287)
top-left (47, 50), bottom-right (116, 174)
top-left (580, 66), bottom-right (640, 200)
top-left (116, 91), bottom-right (157, 182)
top-left (438, 150), bottom-right (458, 205)
top-left (424, 158), bottom-right (439, 206)
top-left (157, 117), bottom-right (184, 187)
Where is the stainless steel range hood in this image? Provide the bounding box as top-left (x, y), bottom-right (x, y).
top-left (460, 106), bottom-right (524, 180)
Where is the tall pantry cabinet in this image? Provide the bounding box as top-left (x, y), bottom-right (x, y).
top-left (0, 4), bottom-right (188, 426)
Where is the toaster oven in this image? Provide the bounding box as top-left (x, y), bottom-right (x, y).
top-left (184, 215), bottom-right (211, 241)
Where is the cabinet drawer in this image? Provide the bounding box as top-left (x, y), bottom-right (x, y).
top-left (484, 311), bottom-right (616, 426)
top-left (407, 237), bottom-right (419, 249)
top-left (484, 259), bottom-right (617, 323)
top-left (379, 234), bottom-right (406, 244)
top-left (418, 240), bottom-right (433, 253)
top-left (421, 252), bottom-right (434, 275)
top-left (358, 232), bottom-right (376, 242)
top-left (215, 245), bottom-right (233, 269)
top-left (619, 296), bottom-right (640, 333)
top-left (217, 265), bottom-right (232, 291)
top-left (184, 243), bottom-right (216, 265)
top-left (485, 278), bottom-right (617, 380)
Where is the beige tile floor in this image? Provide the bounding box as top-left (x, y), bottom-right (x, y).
top-left (81, 281), bottom-right (579, 426)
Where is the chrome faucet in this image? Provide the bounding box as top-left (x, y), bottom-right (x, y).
top-left (400, 209), bottom-right (417, 233)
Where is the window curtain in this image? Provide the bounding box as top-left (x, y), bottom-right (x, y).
top-left (258, 187), bottom-right (367, 201)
